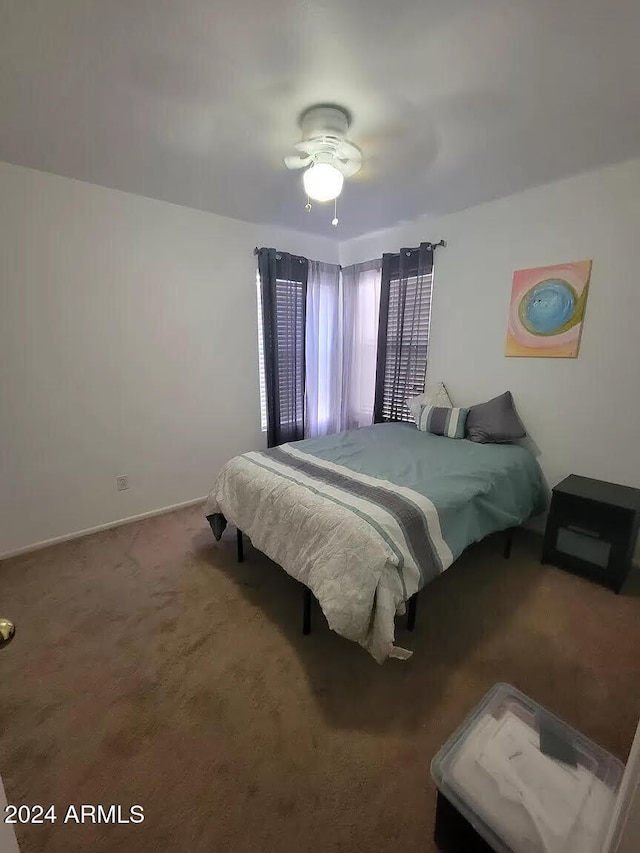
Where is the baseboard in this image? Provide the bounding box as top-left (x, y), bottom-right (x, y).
top-left (0, 496), bottom-right (206, 561)
top-left (4, 501), bottom-right (637, 570)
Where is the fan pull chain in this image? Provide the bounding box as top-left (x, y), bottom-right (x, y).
top-left (331, 198), bottom-right (339, 227)
top-left (305, 195), bottom-right (312, 212)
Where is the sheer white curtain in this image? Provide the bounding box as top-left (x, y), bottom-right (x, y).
top-left (341, 259), bottom-right (382, 430)
top-left (305, 260), bottom-right (343, 437)
top-left (305, 258), bottom-right (382, 437)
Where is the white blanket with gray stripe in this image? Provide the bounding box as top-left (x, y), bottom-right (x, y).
top-left (204, 443), bottom-right (452, 662)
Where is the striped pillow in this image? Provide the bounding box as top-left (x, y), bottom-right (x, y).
top-left (418, 404), bottom-right (469, 439)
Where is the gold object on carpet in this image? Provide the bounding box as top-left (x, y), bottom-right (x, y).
top-left (0, 617), bottom-right (15, 646)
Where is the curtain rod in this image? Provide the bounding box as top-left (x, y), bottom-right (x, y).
top-left (253, 239), bottom-right (446, 257)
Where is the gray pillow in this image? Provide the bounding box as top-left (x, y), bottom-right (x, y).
top-left (465, 391), bottom-right (526, 444)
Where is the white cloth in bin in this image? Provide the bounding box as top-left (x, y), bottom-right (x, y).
top-left (449, 710), bottom-right (617, 853)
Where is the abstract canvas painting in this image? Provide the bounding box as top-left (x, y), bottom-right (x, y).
top-left (505, 259), bottom-right (592, 358)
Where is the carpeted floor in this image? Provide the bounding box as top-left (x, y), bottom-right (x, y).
top-left (1, 506), bottom-right (639, 853)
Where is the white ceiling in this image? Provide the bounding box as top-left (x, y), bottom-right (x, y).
top-left (1, 0), bottom-right (640, 239)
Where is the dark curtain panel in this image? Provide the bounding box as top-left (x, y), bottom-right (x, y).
top-left (257, 248), bottom-right (309, 447)
top-left (373, 242), bottom-right (435, 423)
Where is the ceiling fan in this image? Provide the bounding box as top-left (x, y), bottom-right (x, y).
top-left (284, 104), bottom-right (362, 225)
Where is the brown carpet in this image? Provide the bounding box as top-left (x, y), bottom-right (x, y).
top-left (1, 506), bottom-right (639, 853)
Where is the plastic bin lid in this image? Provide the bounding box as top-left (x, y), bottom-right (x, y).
top-left (431, 683), bottom-right (626, 853)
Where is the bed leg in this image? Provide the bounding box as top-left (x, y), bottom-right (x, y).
top-left (236, 528), bottom-right (244, 563)
top-left (503, 528), bottom-right (513, 560)
top-left (302, 586), bottom-right (312, 635)
top-left (407, 593), bottom-right (418, 632)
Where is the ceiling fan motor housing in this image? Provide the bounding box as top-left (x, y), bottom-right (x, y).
top-left (299, 105), bottom-right (351, 141)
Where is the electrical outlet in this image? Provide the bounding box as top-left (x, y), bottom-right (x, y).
top-left (116, 476), bottom-right (129, 492)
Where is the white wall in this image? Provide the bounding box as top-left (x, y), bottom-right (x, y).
top-left (0, 162), bottom-right (337, 556)
top-left (340, 157), bottom-right (640, 499)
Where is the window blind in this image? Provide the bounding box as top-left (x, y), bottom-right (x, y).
top-left (256, 270), bottom-right (267, 432)
top-left (256, 248), bottom-right (308, 447)
top-left (272, 275), bottom-right (306, 436)
top-left (373, 244), bottom-right (435, 423)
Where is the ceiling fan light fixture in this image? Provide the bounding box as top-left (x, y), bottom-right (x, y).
top-left (302, 162), bottom-right (344, 202)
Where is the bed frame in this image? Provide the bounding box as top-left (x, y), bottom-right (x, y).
top-left (234, 526), bottom-right (515, 636)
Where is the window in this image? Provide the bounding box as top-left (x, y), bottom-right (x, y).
top-left (256, 270), bottom-right (267, 432)
top-left (271, 275), bottom-right (306, 435)
top-left (257, 243), bottom-right (437, 440)
top-left (342, 260), bottom-right (382, 429)
top-left (374, 244), bottom-right (435, 423)
top-left (380, 272), bottom-right (433, 421)
top-left (258, 253), bottom-right (381, 440)
top-left (305, 260), bottom-right (342, 437)
top-left (256, 249), bottom-right (308, 446)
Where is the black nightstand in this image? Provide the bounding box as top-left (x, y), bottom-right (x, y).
top-left (542, 475), bottom-right (640, 593)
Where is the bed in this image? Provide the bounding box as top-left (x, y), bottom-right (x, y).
top-left (205, 422), bottom-right (544, 662)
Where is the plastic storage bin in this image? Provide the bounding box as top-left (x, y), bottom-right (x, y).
top-left (431, 683), bottom-right (625, 853)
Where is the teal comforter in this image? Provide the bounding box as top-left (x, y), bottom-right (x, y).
top-left (289, 422), bottom-right (544, 566)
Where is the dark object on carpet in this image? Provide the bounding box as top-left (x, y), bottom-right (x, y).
top-left (1, 505), bottom-right (639, 853)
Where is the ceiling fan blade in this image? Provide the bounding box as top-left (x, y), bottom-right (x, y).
top-left (336, 140), bottom-right (362, 160)
top-left (336, 157), bottom-right (362, 178)
top-left (284, 154), bottom-right (312, 170)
